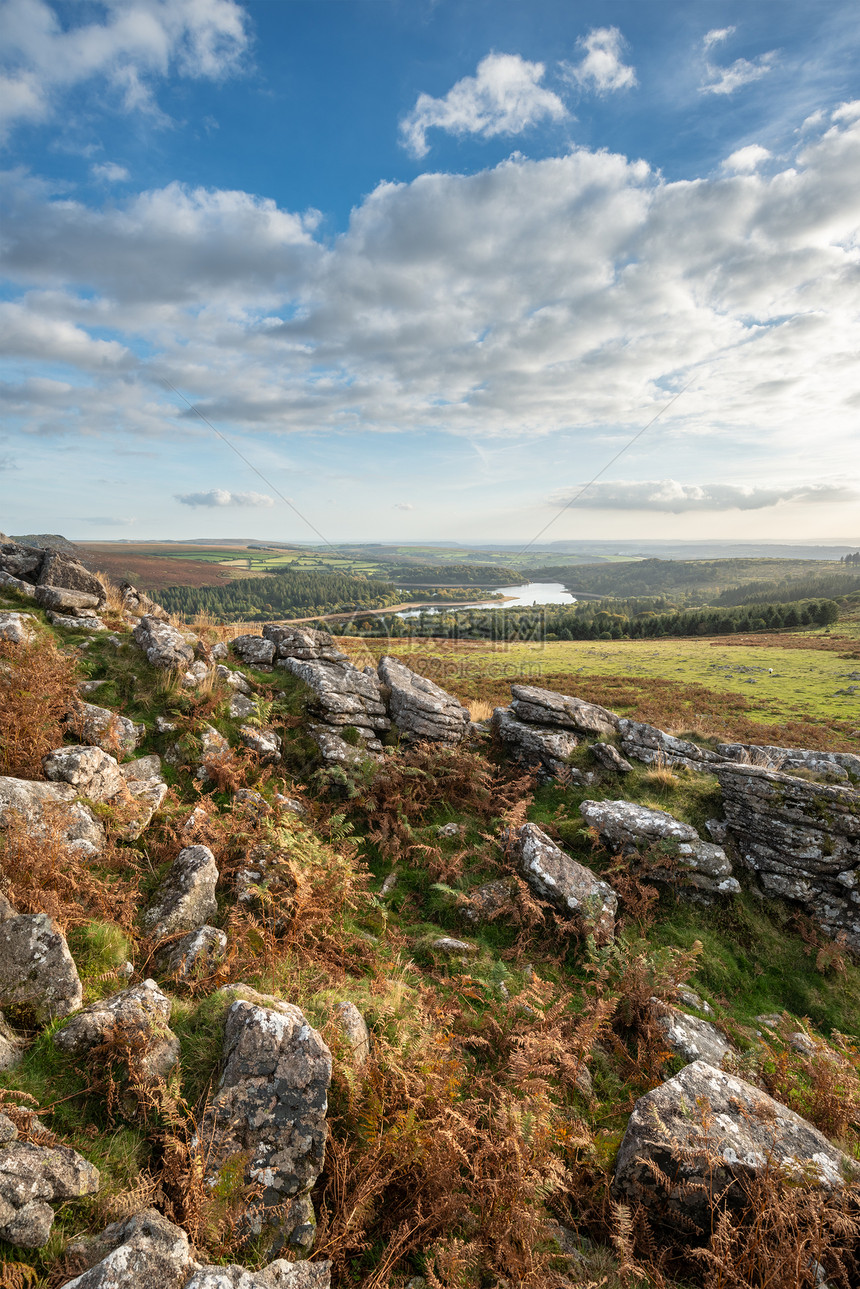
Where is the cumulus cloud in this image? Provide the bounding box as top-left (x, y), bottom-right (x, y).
top-left (564, 27), bottom-right (636, 94)
top-left (175, 489), bottom-right (274, 507)
top-left (0, 0), bottom-right (249, 140)
top-left (722, 144), bottom-right (771, 173)
top-left (700, 28), bottom-right (777, 96)
top-left (399, 52), bottom-right (566, 157)
top-left (547, 480), bottom-right (859, 513)
top-left (91, 161), bottom-right (129, 183)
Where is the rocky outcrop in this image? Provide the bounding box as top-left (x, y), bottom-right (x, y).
top-left (231, 636), bottom-right (276, 669)
top-left (35, 585), bottom-right (102, 616)
top-left (0, 540), bottom-right (43, 582)
top-left (71, 701), bottom-right (144, 755)
top-left (579, 799), bottom-right (740, 896)
top-left (38, 550), bottom-right (107, 606)
top-left (618, 718), bottom-right (722, 772)
top-left (718, 741), bottom-right (860, 782)
top-left (508, 823), bottom-right (617, 943)
top-left (492, 707), bottom-right (581, 781)
top-left (509, 684), bottom-right (618, 738)
top-left (0, 907), bottom-right (83, 1022)
top-left (0, 1124), bottom-right (99, 1248)
top-left (44, 745), bottom-right (126, 802)
top-left (378, 655), bottom-right (469, 745)
top-left (590, 742), bottom-right (633, 773)
top-left (264, 624), bottom-right (349, 664)
top-left (0, 775), bottom-right (104, 850)
top-left (58, 1208), bottom-right (332, 1288)
top-left (47, 611), bottom-right (107, 632)
top-left (197, 998), bottom-right (332, 1251)
top-left (53, 980), bottom-right (179, 1079)
top-left (0, 571), bottom-right (36, 597)
top-left (715, 762), bottom-right (860, 949)
top-left (239, 726), bottom-right (282, 764)
top-left (141, 845), bottom-right (219, 940)
top-left (284, 658), bottom-right (389, 749)
top-left (613, 1060), bottom-right (858, 1232)
top-left (120, 582), bottom-right (169, 621)
top-left (0, 611), bottom-right (35, 644)
top-left (656, 1006), bottom-right (732, 1067)
top-left (133, 616), bottom-right (196, 671)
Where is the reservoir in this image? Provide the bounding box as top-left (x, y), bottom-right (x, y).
top-left (398, 581), bottom-right (575, 617)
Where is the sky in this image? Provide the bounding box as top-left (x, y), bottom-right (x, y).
top-left (1, 0), bottom-right (859, 545)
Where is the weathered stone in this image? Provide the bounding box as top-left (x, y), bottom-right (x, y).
top-left (184, 1264), bottom-right (331, 1289)
top-left (0, 775), bottom-right (104, 850)
top-left (718, 741), bottom-right (860, 782)
top-left (44, 745), bottom-right (125, 802)
top-left (35, 585), bottom-right (101, 614)
top-left (332, 1001), bottom-right (371, 1069)
top-left (217, 665), bottom-right (252, 693)
top-left (285, 656), bottom-right (389, 744)
top-left (48, 612), bottom-right (107, 631)
top-left (182, 660), bottom-right (211, 688)
top-left (436, 822), bottom-right (462, 838)
top-left (378, 655), bottom-right (469, 745)
top-left (200, 724), bottom-right (230, 758)
top-left (430, 936), bottom-right (478, 956)
top-left (0, 540), bottom-right (43, 582)
top-left (0, 912), bottom-right (82, 1022)
top-left (239, 725), bottom-right (282, 764)
top-left (198, 999), bottom-right (332, 1251)
top-left (71, 701), bottom-right (144, 754)
top-left (715, 762), bottom-right (860, 948)
top-left (229, 692), bottom-right (258, 720)
top-left (60, 1208), bottom-right (193, 1288)
top-left (461, 877), bottom-right (517, 924)
top-left (0, 611), bottom-right (35, 644)
top-left (0, 1137), bottom-right (99, 1248)
top-left (38, 550), bottom-right (106, 606)
top-left (133, 616), bottom-right (196, 671)
top-left (0, 1011), bottom-right (25, 1070)
top-left (231, 635), bottom-right (276, 669)
top-left (53, 980), bottom-right (179, 1079)
top-left (618, 718), bottom-right (721, 772)
top-left (656, 1006), bottom-right (732, 1067)
top-left (492, 707), bottom-right (581, 781)
top-left (0, 571), bottom-right (37, 597)
top-left (590, 742), bottom-right (633, 773)
top-left (263, 624), bottom-right (347, 663)
top-left (580, 799), bottom-right (740, 896)
top-left (677, 986), bottom-right (713, 1015)
top-left (310, 725), bottom-right (380, 765)
top-left (156, 926), bottom-right (227, 982)
top-left (120, 754), bottom-right (163, 783)
top-left (119, 582), bottom-right (169, 621)
top-left (510, 684), bottom-right (618, 738)
top-left (141, 845), bottom-right (219, 940)
top-left (118, 778), bottom-right (169, 841)
top-left (509, 823), bottom-right (617, 943)
top-left (613, 1060), bottom-right (858, 1232)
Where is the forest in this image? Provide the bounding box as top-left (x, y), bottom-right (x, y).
top-left (152, 568), bottom-right (402, 621)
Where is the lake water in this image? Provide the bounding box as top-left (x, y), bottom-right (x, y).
top-left (398, 581), bottom-right (575, 617)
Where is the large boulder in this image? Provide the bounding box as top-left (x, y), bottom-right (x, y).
top-left (656, 1006), bottom-right (733, 1067)
top-left (0, 1129), bottom-right (99, 1248)
top-left (0, 775), bottom-right (104, 850)
top-left (44, 745), bottom-right (126, 802)
top-left (38, 549), bottom-right (107, 606)
top-left (58, 1208), bottom-right (332, 1289)
top-left (197, 998), bottom-right (332, 1251)
top-left (492, 707), bottom-right (581, 781)
top-left (378, 655), bottom-right (469, 745)
top-left (580, 799), bottom-right (739, 897)
top-left (618, 718), bottom-right (722, 773)
top-left (0, 540), bottom-right (43, 582)
top-left (264, 624), bottom-right (348, 664)
top-left (141, 845), bottom-right (219, 940)
top-left (508, 823), bottom-right (617, 944)
top-left (35, 585), bottom-right (102, 615)
top-left (284, 657), bottom-right (389, 748)
top-left (231, 636), bottom-right (276, 669)
top-left (0, 571), bottom-right (37, 597)
top-left (133, 616), bottom-right (196, 671)
top-left (715, 761), bottom-right (860, 949)
top-left (613, 1060), bottom-right (858, 1232)
top-left (0, 908), bottom-right (83, 1022)
top-left (71, 701), bottom-right (144, 755)
top-left (53, 980), bottom-right (179, 1079)
top-left (509, 684), bottom-right (618, 738)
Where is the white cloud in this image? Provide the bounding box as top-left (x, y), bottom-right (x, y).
top-left (548, 480), bottom-right (858, 513)
top-left (700, 28), bottom-right (777, 97)
top-left (175, 489), bottom-right (274, 507)
top-left (564, 27), bottom-right (636, 94)
top-left (0, 0), bottom-right (249, 140)
top-left (399, 53), bottom-right (566, 158)
top-left (722, 144), bottom-right (771, 173)
top-left (393, 502), bottom-right (414, 511)
top-left (91, 161), bottom-right (129, 183)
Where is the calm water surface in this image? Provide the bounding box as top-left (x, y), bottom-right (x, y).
top-left (398, 581), bottom-right (575, 617)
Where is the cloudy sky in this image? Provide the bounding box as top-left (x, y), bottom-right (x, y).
top-left (1, 0), bottom-right (859, 544)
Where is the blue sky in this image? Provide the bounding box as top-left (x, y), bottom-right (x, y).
top-left (1, 0), bottom-right (859, 543)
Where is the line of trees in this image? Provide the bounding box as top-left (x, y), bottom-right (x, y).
top-left (152, 570), bottom-right (401, 622)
